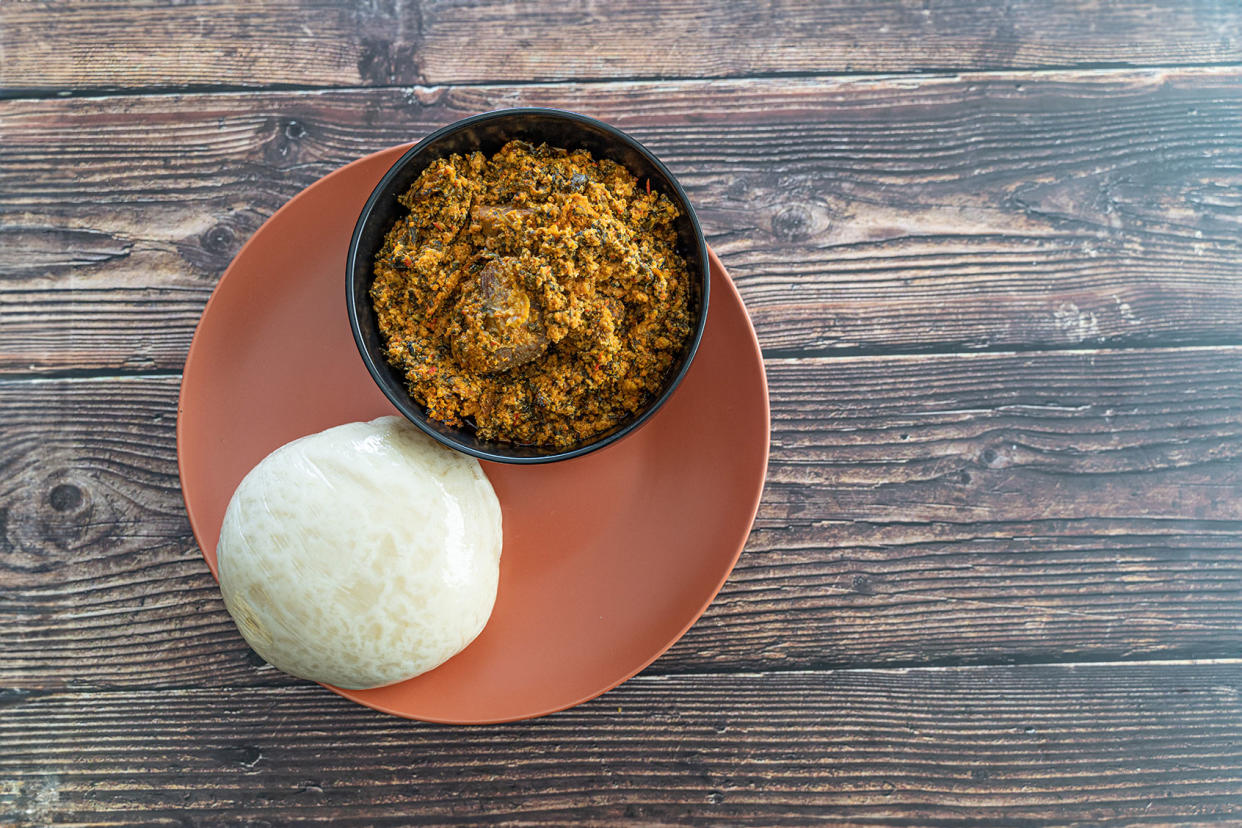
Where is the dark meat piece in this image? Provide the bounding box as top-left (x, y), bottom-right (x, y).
top-left (451, 258), bottom-right (549, 374)
top-left (471, 203), bottom-right (533, 238)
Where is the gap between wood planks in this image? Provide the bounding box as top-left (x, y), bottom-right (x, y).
top-left (2, 343), bottom-right (1241, 385)
top-left (4, 657), bottom-right (1242, 702)
top-left (4, 60), bottom-right (1242, 103)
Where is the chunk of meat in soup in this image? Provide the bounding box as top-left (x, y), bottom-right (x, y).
top-left (452, 258), bottom-right (549, 374)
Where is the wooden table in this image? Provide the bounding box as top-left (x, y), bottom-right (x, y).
top-left (3, 2), bottom-right (1242, 824)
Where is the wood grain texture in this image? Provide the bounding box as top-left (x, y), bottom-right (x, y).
top-left (5, 0), bottom-right (1242, 820)
top-left (3, 68), bottom-right (1241, 374)
top-left (3, 0), bottom-right (1241, 92)
top-left (4, 346), bottom-right (1239, 689)
top-left (3, 664), bottom-right (1242, 825)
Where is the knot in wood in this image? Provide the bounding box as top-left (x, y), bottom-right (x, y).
top-left (48, 484), bottom-right (83, 513)
top-left (202, 224), bottom-right (236, 256)
top-left (772, 204), bottom-right (814, 241)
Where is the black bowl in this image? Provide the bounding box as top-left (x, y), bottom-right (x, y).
top-left (347, 108), bottom-right (710, 463)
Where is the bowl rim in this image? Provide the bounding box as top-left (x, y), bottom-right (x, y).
top-left (346, 107), bottom-right (711, 464)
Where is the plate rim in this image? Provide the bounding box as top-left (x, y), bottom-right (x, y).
top-left (176, 144), bottom-right (770, 724)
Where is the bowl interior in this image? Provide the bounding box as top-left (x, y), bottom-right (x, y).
top-left (347, 109), bottom-right (709, 463)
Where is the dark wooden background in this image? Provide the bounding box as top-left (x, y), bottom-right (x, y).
top-left (3, 1), bottom-right (1242, 824)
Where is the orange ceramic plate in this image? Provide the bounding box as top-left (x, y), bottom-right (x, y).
top-left (177, 145), bottom-right (770, 723)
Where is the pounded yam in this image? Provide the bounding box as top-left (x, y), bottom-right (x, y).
top-left (216, 416), bottom-right (502, 689)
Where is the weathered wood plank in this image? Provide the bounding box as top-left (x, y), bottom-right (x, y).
top-left (3, 346), bottom-right (1239, 689)
top-left (727, 345), bottom-right (1242, 669)
top-left (3, 664), bottom-right (1242, 825)
top-left (3, 69), bottom-right (1241, 374)
top-left (3, 0), bottom-right (1240, 93)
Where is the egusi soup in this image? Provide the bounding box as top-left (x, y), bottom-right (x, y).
top-left (370, 140), bottom-right (693, 448)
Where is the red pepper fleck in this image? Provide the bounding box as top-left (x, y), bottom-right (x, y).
top-left (645, 178), bottom-right (651, 195)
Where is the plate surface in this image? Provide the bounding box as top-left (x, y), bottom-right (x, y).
top-left (178, 144), bottom-right (770, 723)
